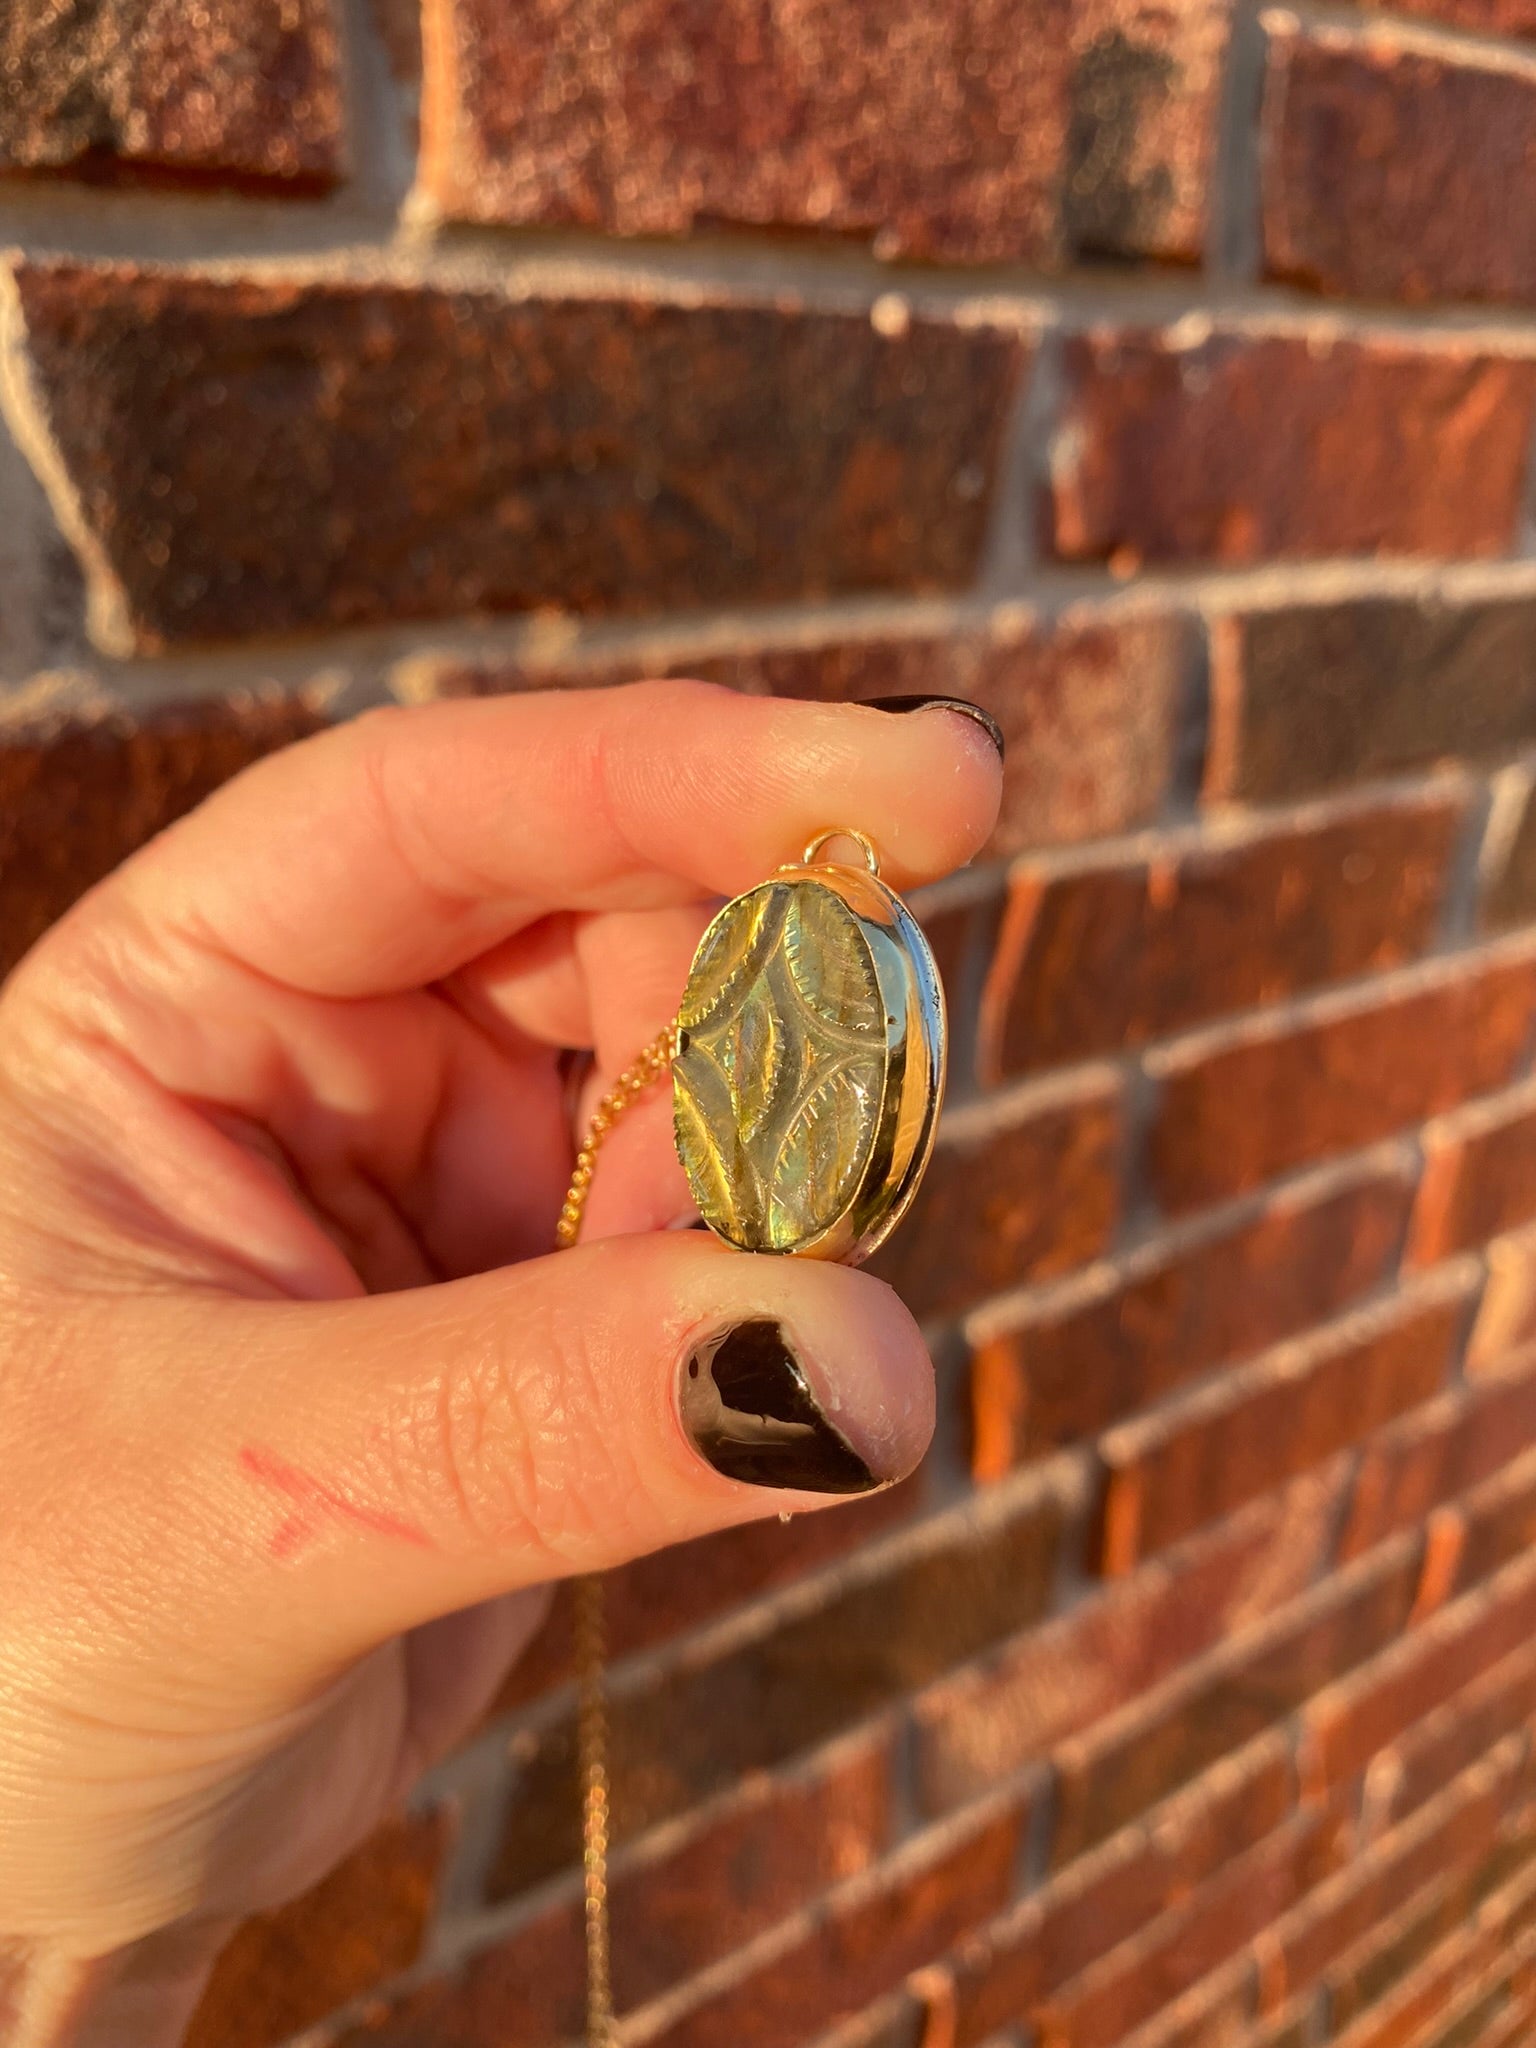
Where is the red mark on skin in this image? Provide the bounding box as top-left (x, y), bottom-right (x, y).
top-left (240, 1444), bottom-right (434, 1562)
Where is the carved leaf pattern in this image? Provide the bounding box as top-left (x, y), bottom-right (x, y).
top-left (768, 1059), bottom-right (883, 1248)
top-left (678, 887), bottom-right (783, 1032)
top-left (782, 886), bottom-right (883, 1037)
top-left (673, 879), bottom-right (887, 1250)
top-left (673, 1060), bottom-right (741, 1221)
top-left (721, 980), bottom-right (782, 1140)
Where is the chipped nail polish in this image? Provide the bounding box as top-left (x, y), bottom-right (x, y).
top-left (679, 1319), bottom-right (879, 1493)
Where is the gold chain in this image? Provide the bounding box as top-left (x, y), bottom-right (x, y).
top-left (556, 1018), bottom-right (682, 2046)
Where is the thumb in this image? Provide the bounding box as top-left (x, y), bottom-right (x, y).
top-left (172, 1231), bottom-right (932, 1674)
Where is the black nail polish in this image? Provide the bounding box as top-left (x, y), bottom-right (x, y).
top-left (862, 693), bottom-right (1005, 762)
top-left (680, 1319), bottom-right (879, 1493)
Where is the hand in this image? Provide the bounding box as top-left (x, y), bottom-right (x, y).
top-left (0, 680), bottom-right (1001, 2045)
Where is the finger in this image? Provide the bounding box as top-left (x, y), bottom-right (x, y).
top-left (175, 1231), bottom-right (933, 1673)
top-left (83, 681), bottom-right (1001, 996)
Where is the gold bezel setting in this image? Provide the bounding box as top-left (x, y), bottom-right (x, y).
top-left (671, 830), bottom-right (947, 1264)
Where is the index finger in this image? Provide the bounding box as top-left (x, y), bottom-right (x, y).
top-left (97, 680), bottom-right (1003, 995)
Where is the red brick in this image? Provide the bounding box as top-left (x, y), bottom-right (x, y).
top-left (637, 1803), bottom-right (1027, 2048)
top-left (1408, 1086), bottom-right (1536, 1266)
top-left (1303, 1554), bottom-right (1536, 1794)
top-left (0, 694), bottom-right (327, 982)
top-left (1387, 1638), bottom-right (1536, 1820)
top-left (1065, 0), bottom-right (1230, 263)
top-left (915, 1491), bottom-right (1331, 1816)
top-left (492, 1483), bottom-right (1063, 1897)
top-left (1125, 1963), bottom-right (1258, 2048)
top-left (1050, 329), bottom-right (1536, 567)
top-left (613, 1727), bottom-right (896, 2012)
top-left (1270, 1742), bottom-right (1520, 2003)
top-left (326, 1886), bottom-right (586, 2047)
top-left (420, 0), bottom-right (1225, 267)
top-left (1099, 1280), bottom-right (1468, 1571)
top-left (435, 609), bottom-right (1190, 862)
top-left (1335, 1919), bottom-right (1509, 2048)
top-left (183, 1810), bottom-right (450, 2048)
top-left (472, 1728), bottom-right (895, 2028)
top-left (1206, 597), bottom-right (1536, 805)
top-left (947, 1734), bottom-right (1293, 2046)
top-left (1325, 1848), bottom-right (1526, 2035)
top-left (1050, 1538), bottom-right (1423, 1866)
top-left (1354, 2), bottom-right (1536, 38)
top-left (494, 1477), bottom-right (925, 1713)
top-left (1454, 1445), bottom-right (1536, 1591)
top-left (1149, 951), bottom-right (1536, 1216)
top-left (979, 797), bottom-right (1462, 1082)
top-left (1337, 1354), bottom-right (1536, 1560)
top-left (8, 261), bottom-right (1027, 654)
top-left (1467, 1225), bottom-right (1536, 1373)
top-left (421, 0), bottom-right (1073, 262)
top-left (1484, 779), bottom-right (1536, 933)
top-left (1040, 1812), bottom-right (1344, 2048)
top-left (967, 1161), bottom-right (1415, 1473)
top-left (803, 1993), bottom-right (921, 2048)
top-left (1262, 18), bottom-right (1536, 308)
top-left (867, 1072), bottom-right (1121, 1321)
top-left (0, 0), bottom-right (344, 188)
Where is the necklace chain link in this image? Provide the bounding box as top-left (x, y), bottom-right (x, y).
top-left (556, 1017), bottom-right (682, 2046)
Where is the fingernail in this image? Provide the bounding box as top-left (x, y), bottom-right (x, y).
top-left (680, 1319), bottom-right (881, 1493)
top-left (862, 693), bottom-right (1005, 762)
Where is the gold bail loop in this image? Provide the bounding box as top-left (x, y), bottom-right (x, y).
top-left (800, 825), bottom-right (881, 875)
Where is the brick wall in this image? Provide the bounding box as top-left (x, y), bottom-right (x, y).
top-left (7, 4), bottom-right (1536, 2047)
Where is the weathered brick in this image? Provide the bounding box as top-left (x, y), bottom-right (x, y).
top-left (183, 1810), bottom-right (450, 2048)
top-left (946, 1734), bottom-right (1292, 2047)
top-left (1050, 1539), bottom-right (1423, 1866)
top-left (968, 1162), bottom-right (1414, 1473)
top-left (1124, 1963), bottom-right (1258, 2048)
top-left (431, 609), bottom-right (1190, 861)
top-left (1334, 1917), bottom-right (1510, 2048)
top-left (915, 1489), bottom-right (1333, 1815)
top-left (1387, 1638), bottom-right (1536, 1821)
top-left (867, 1072), bottom-right (1121, 1320)
top-left (493, 1482), bottom-right (1062, 1897)
top-left (1302, 1554), bottom-right (1536, 1795)
top-left (1098, 1279), bottom-right (1469, 1572)
top-left (8, 261), bottom-right (1027, 653)
top-left (1269, 1743), bottom-right (1519, 2004)
top-left (1065, 0), bottom-right (1230, 263)
top-left (494, 1477), bottom-right (925, 1715)
top-left (1050, 330), bottom-right (1536, 567)
top-left (1408, 1084), bottom-right (1536, 1266)
top-left (1206, 597), bottom-right (1536, 804)
top-left (1468, 1225), bottom-right (1536, 1374)
top-left (1338, 1354), bottom-right (1536, 1560)
top-left (1352, 3), bottom-right (1536, 41)
top-left (1149, 951), bottom-right (1536, 1216)
top-left (420, 0), bottom-right (1225, 266)
top-left (421, 0), bottom-right (1074, 262)
top-left (1454, 1445), bottom-right (1536, 1591)
top-left (979, 797), bottom-right (1462, 1082)
top-left (1484, 779), bottom-right (1536, 933)
top-left (1325, 1848), bottom-right (1525, 2037)
top-left (636, 1803), bottom-right (1027, 2048)
top-left (1040, 1812), bottom-right (1344, 2048)
top-left (472, 1727), bottom-right (894, 2029)
top-left (0, 694), bottom-right (328, 982)
top-left (0, 0), bottom-right (344, 187)
top-left (1262, 17), bottom-right (1536, 308)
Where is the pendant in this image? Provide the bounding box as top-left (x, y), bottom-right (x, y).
top-left (672, 827), bottom-right (947, 1264)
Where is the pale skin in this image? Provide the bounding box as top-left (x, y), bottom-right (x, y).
top-left (0, 679), bottom-right (1002, 2046)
